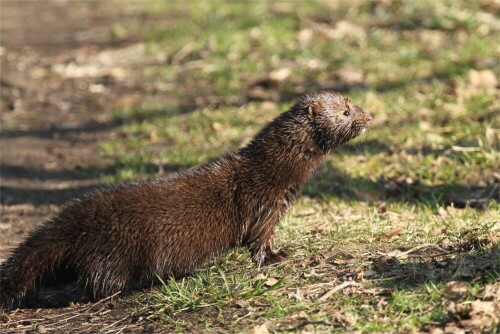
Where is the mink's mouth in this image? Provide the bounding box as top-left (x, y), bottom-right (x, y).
top-left (352, 122), bottom-right (369, 136)
top-left (356, 114), bottom-right (372, 135)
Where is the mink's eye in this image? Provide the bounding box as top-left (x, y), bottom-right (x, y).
top-left (343, 110), bottom-right (350, 116)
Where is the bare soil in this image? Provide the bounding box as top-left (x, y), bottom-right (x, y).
top-left (1, 1), bottom-right (166, 332)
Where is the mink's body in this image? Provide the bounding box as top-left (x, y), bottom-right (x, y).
top-left (0, 91), bottom-right (372, 307)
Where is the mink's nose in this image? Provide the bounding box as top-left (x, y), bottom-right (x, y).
top-left (363, 113), bottom-right (373, 126)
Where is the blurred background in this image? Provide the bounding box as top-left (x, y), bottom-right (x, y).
top-left (2, 0), bottom-right (498, 198)
top-left (0, 1), bottom-right (499, 332)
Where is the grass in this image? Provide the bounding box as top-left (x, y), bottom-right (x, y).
top-left (95, 0), bottom-right (499, 332)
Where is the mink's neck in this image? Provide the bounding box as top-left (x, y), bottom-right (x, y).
top-left (238, 112), bottom-right (326, 190)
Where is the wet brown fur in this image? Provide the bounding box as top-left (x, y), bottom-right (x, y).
top-left (0, 91), bottom-right (372, 308)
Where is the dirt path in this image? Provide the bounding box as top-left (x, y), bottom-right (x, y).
top-left (2, 0), bottom-right (108, 258)
top-left (1, 1), bottom-right (166, 332)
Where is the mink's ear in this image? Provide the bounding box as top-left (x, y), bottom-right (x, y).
top-left (307, 105), bottom-right (317, 120)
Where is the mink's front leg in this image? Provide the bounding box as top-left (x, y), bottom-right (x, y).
top-left (249, 236), bottom-right (286, 266)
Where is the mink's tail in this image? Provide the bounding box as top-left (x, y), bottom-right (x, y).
top-left (0, 220), bottom-right (70, 308)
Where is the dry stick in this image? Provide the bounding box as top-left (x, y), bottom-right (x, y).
top-left (406, 252), bottom-right (450, 259)
top-left (4, 291), bottom-right (122, 328)
top-left (317, 281), bottom-right (360, 302)
top-left (451, 146), bottom-right (480, 152)
top-left (59, 322), bottom-right (100, 334)
top-left (49, 292), bottom-right (122, 325)
top-left (113, 324), bottom-right (130, 334)
top-left (3, 317), bottom-right (46, 325)
top-left (51, 302), bottom-right (133, 334)
top-left (286, 319), bottom-right (335, 331)
top-left (234, 311), bottom-right (252, 324)
top-left (378, 243), bottom-right (446, 259)
top-left (50, 299), bottom-right (122, 328)
top-left (400, 243), bottom-right (446, 256)
top-left (100, 314), bottom-right (130, 331)
top-left (37, 322), bottom-right (73, 332)
top-left (101, 305), bottom-right (149, 333)
top-left (50, 307), bottom-right (106, 326)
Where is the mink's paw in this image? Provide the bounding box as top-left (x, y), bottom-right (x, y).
top-left (262, 249), bottom-right (287, 266)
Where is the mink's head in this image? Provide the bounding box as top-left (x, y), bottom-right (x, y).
top-left (295, 91), bottom-right (372, 153)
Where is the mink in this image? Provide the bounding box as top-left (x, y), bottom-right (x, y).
top-left (0, 91), bottom-right (372, 307)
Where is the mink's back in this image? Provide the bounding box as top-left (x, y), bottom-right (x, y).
top-left (50, 153), bottom-right (246, 279)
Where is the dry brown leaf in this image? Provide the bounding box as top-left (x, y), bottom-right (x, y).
top-left (428, 326), bottom-right (444, 334)
top-left (291, 311), bottom-right (309, 319)
top-left (437, 206), bottom-right (448, 218)
top-left (384, 226), bottom-right (404, 237)
top-left (261, 101), bottom-right (277, 112)
top-left (332, 258), bottom-right (355, 265)
top-left (456, 300), bottom-right (500, 332)
top-left (268, 67), bottom-right (292, 82)
top-left (419, 121), bottom-right (432, 131)
top-left (444, 281), bottom-right (469, 301)
top-left (298, 28), bottom-right (313, 48)
top-left (116, 94), bottom-right (139, 109)
top-left (468, 69), bottom-right (498, 88)
top-left (377, 202), bottom-right (387, 214)
top-left (485, 127), bottom-right (498, 146)
top-left (253, 272), bottom-right (267, 281)
top-left (479, 0), bottom-right (500, 10)
top-left (253, 323), bottom-right (269, 334)
top-left (386, 249), bottom-right (405, 258)
top-left (361, 269), bottom-right (377, 279)
top-left (302, 269), bottom-right (320, 278)
top-left (149, 129), bottom-right (159, 143)
top-left (36, 324), bottom-right (47, 334)
top-left (0, 222), bottom-right (13, 230)
top-left (443, 324), bottom-right (465, 334)
top-left (211, 122), bottom-right (223, 132)
top-left (338, 66), bottom-right (364, 84)
top-left (310, 222), bottom-right (332, 234)
top-left (426, 132), bottom-right (444, 144)
top-left (329, 21), bottom-right (366, 42)
top-left (264, 277), bottom-right (279, 287)
top-left (332, 311), bottom-right (353, 325)
top-left (235, 299), bottom-right (249, 308)
top-left (376, 298), bottom-right (389, 315)
top-left (478, 284), bottom-right (500, 301)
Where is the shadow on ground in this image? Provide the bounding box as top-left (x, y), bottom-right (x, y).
top-left (372, 247), bottom-right (499, 290)
top-left (1, 124), bottom-right (497, 208)
top-left (0, 161), bottom-right (189, 206)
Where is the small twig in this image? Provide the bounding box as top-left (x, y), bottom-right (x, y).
top-left (102, 305), bottom-right (149, 332)
top-left (49, 292), bottom-right (121, 326)
top-left (369, 275), bottom-right (406, 282)
top-left (378, 244), bottom-right (446, 259)
top-left (234, 311), bottom-right (252, 324)
top-left (317, 281), bottom-right (360, 302)
top-left (38, 322), bottom-right (73, 332)
top-left (4, 317), bottom-right (46, 325)
top-left (286, 319), bottom-right (335, 331)
top-left (51, 308), bottom-right (103, 326)
top-left (401, 244), bottom-right (446, 256)
top-left (451, 146), bottom-right (480, 152)
top-left (101, 313), bottom-right (129, 331)
top-left (2, 291), bottom-right (122, 329)
top-left (84, 291), bottom-right (122, 311)
top-left (114, 324), bottom-right (131, 334)
top-left (406, 251), bottom-right (451, 259)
